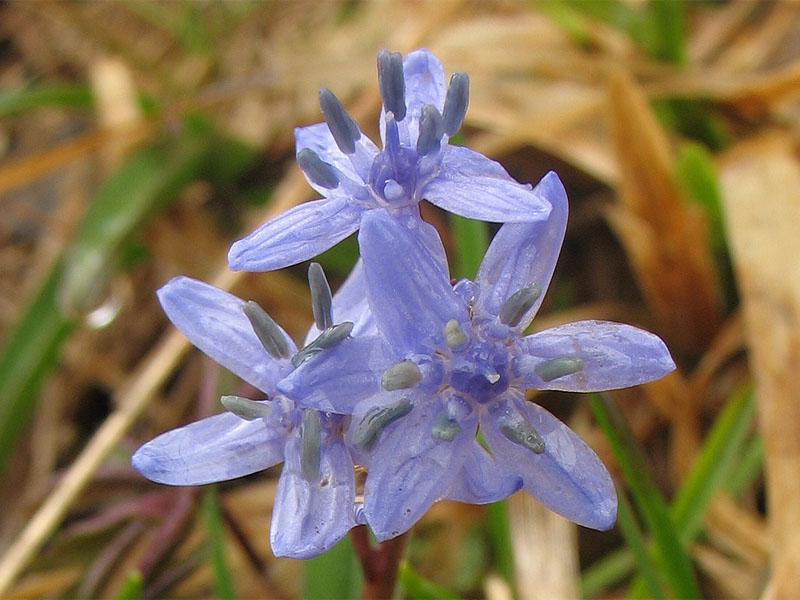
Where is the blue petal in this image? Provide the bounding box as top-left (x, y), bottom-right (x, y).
top-left (474, 171), bottom-right (567, 330)
top-left (442, 441), bottom-right (522, 504)
top-left (278, 335), bottom-right (393, 413)
top-left (381, 49), bottom-right (446, 149)
top-left (512, 320), bottom-right (676, 392)
top-left (482, 392), bottom-right (617, 530)
top-left (423, 148), bottom-right (554, 225)
top-left (132, 411), bottom-right (286, 485)
top-left (157, 277), bottom-right (294, 394)
top-left (304, 259), bottom-right (375, 346)
top-left (295, 122), bottom-right (377, 188)
top-left (363, 392), bottom-right (477, 541)
top-left (227, 196), bottom-right (362, 272)
top-left (270, 431), bottom-right (356, 558)
top-left (358, 209), bottom-right (466, 355)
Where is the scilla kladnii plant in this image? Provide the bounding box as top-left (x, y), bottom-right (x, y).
top-left (133, 48), bottom-right (675, 564)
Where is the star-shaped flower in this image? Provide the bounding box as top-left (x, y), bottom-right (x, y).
top-left (228, 48), bottom-right (552, 272)
top-left (131, 265), bottom-right (369, 558)
top-left (278, 173), bottom-right (676, 540)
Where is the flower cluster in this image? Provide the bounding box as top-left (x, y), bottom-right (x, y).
top-left (133, 49), bottom-right (675, 558)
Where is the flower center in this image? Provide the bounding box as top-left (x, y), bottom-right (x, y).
top-left (448, 339), bottom-right (509, 404)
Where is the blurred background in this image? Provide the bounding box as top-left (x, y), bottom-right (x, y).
top-left (2, 1), bottom-right (800, 598)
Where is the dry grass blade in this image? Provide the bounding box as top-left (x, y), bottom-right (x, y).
top-left (720, 131), bottom-right (800, 599)
top-left (606, 69), bottom-right (723, 352)
top-left (507, 492), bottom-right (579, 600)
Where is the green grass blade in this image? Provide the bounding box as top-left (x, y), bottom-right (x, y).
top-left (450, 215), bottom-right (488, 280)
top-left (581, 548), bottom-right (636, 599)
top-left (671, 384), bottom-right (755, 543)
top-left (485, 500), bottom-right (514, 584)
top-left (304, 535), bottom-right (363, 600)
top-left (615, 487), bottom-right (667, 600)
top-left (112, 570), bottom-right (143, 600)
top-left (398, 562), bottom-right (461, 600)
top-left (726, 436), bottom-right (763, 498)
top-left (0, 84), bottom-right (94, 117)
top-left (676, 142), bottom-right (726, 252)
top-left (649, 0), bottom-right (687, 64)
top-left (589, 393), bottom-right (700, 599)
top-left (203, 486), bottom-right (237, 600)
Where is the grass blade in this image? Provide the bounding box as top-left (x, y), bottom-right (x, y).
top-left (398, 562), bottom-right (461, 600)
top-left (589, 393), bottom-right (700, 599)
top-left (203, 486), bottom-right (237, 600)
top-left (304, 535), bottom-right (363, 600)
top-left (450, 214), bottom-right (488, 280)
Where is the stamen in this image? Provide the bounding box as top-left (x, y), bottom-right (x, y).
top-left (416, 104), bottom-right (444, 156)
top-left (301, 409), bottom-right (322, 482)
top-left (381, 360), bottom-right (422, 391)
top-left (443, 318), bottom-right (468, 349)
top-left (352, 397), bottom-right (413, 450)
top-left (431, 410), bottom-right (461, 442)
top-left (318, 87), bottom-right (361, 155)
top-left (243, 301), bottom-right (292, 360)
top-left (442, 72), bottom-right (469, 136)
top-left (221, 395), bottom-right (271, 421)
top-left (291, 321), bottom-right (354, 367)
top-left (308, 262), bottom-right (333, 330)
top-left (296, 148), bottom-right (339, 189)
top-left (534, 357), bottom-right (583, 382)
top-left (500, 419), bottom-right (545, 454)
top-left (377, 50), bottom-right (406, 121)
top-left (499, 284), bottom-right (541, 327)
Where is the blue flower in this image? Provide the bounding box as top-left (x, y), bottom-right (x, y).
top-left (278, 173), bottom-right (676, 540)
top-left (228, 48), bottom-right (552, 272)
top-left (131, 266), bottom-right (370, 559)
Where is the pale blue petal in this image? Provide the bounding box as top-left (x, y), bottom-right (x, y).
top-left (157, 277), bottom-right (294, 394)
top-left (442, 441), bottom-right (522, 504)
top-left (270, 431), bottom-right (356, 558)
top-left (359, 209), bottom-right (466, 355)
top-left (363, 392), bottom-right (477, 541)
top-left (304, 259), bottom-right (375, 346)
top-left (295, 122), bottom-right (377, 188)
top-left (227, 196), bottom-right (362, 272)
top-left (278, 335), bottom-right (394, 414)
top-left (132, 411), bottom-right (285, 485)
top-left (512, 320), bottom-right (676, 392)
top-left (483, 392), bottom-right (616, 530)
top-left (423, 148), bottom-right (553, 224)
top-left (389, 48), bottom-right (446, 148)
top-left (473, 171), bottom-right (567, 330)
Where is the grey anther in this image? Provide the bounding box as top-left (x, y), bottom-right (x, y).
top-left (301, 409), bottom-right (322, 482)
top-left (308, 262), bottom-right (333, 330)
top-left (221, 395), bottom-right (271, 421)
top-left (243, 300), bottom-right (292, 360)
top-left (534, 356), bottom-right (584, 382)
top-left (291, 321), bottom-right (354, 367)
top-left (352, 397), bottom-right (413, 450)
top-left (500, 419), bottom-right (545, 454)
top-left (318, 87), bottom-right (361, 155)
top-left (443, 318), bottom-right (468, 349)
top-left (416, 104), bottom-right (444, 156)
top-left (377, 50), bottom-right (406, 121)
top-left (499, 284), bottom-right (541, 327)
top-left (296, 148), bottom-right (339, 190)
top-left (442, 72), bottom-right (469, 136)
top-left (381, 359), bottom-right (422, 391)
top-left (431, 410), bottom-right (461, 442)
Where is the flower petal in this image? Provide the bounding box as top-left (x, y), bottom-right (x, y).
top-left (227, 196), bottom-right (362, 272)
top-left (358, 209), bottom-right (466, 355)
top-left (442, 441), bottom-right (522, 504)
top-left (295, 122), bottom-right (378, 187)
top-left (278, 335), bottom-right (393, 414)
top-left (363, 392), bottom-right (477, 541)
top-left (157, 277), bottom-right (294, 394)
top-left (473, 171), bottom-right (567, 330)
top-left (392, 49), bottom-right (446, 147)
top-left (513, 320), bottom-right (676, 392)
top-left (132, 411), bottom-right (286, 485)
top-left (483, 392), bottom-right (616, 530)
top-left (270, 430), bottom-right (356, 558)
top-left (423, 148), bottom-right (554, 225)
top-left (304, 259), bottom-right (375, 346)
